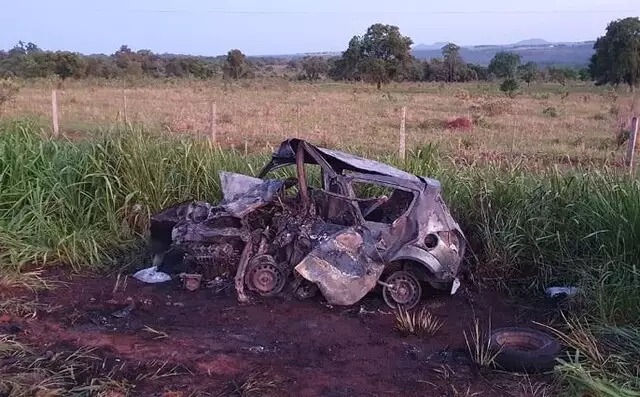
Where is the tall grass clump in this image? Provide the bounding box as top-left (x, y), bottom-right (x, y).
top-left (0, 119), bottom-right (264, 270)
top-left (409, 157), bottom-right (639, 395)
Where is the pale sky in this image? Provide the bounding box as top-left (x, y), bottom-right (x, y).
top-left (1, 0), bottom-right (638, 56)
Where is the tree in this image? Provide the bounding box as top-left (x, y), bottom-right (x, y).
top-left (424, 58), bottom-right (448, 81)
top-left (403, 60), bottom-right (424, 82)
top-left (518, 62), bottom-right (538, 86)
top-left (359, 58), bottom-right (389, 88)
top-left (547, 66), bottom-right (579, 86)
top-left (52, 51), bottom-right (86, 80)
top-left (330, 24), bottom-right (414, 88)
top-left (137, 49), bottom-right (164, 78)
top-left (286, 59), bottom-right (300, 71)
top-left (301, 56), bottom-right (328, 81)
top-left (488, 51), bottom-right (521, 78)
top-left (589, 17), bottom-right (640, 91)
top-left (442, 43), bottom-right (461, 82)
top-left (468, 63), bottom-right (489, 81)
top-left (114, 45), bottom-right (135, 69)
top-left (223, 49), bottom-right (250, 79)
top-left (578, 67), bottom-right (591, 81)
top-left (85, 57), bottom-right (117, 78)
top-left (22, 52), bottom-right (55, 78)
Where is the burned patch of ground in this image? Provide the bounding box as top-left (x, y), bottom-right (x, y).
top-left (1, 270), bottom-right (555, 396)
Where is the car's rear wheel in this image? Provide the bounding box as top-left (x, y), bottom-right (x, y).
top-left (382, 270), bottom-right (422, 310)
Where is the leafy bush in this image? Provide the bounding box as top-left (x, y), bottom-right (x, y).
top-left (543, 106), bottom-right (559, 117)
top-left (499, 78), bottom-right (519, 96)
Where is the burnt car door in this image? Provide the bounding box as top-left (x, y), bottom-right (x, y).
top-left (265, 142), bottom-right (385, 305)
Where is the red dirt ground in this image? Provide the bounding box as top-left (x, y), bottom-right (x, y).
top-left (445, 118), bottom-right (473, 131)
top-left (1, 269), bottom-right (554, 396)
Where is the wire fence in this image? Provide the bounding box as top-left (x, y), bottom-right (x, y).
top-left (38, 89), bottom-right (411, 157)
top-left (7, 87), bottom-right (639, 170)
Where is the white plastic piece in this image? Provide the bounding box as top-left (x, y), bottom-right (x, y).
top-left (132, 266), bottom-right (172, 283)
top-left (546, 286), bottom-right (578, 298)
top-left (450, 277), bottom-right (461, 295)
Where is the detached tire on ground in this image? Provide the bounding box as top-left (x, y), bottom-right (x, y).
top-left (489, 327), bottom-right (561, 373)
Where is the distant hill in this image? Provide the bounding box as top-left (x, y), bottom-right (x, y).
top-left (513, 38), bottom-right (551, 46)
top-left (256, 39), bottom-right (595, 67)
top-left (411, 39), bottom-right (595, 67)
top-left (412, 42), bottom-right (449, 51)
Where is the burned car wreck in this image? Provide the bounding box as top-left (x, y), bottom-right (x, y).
top-left (148, 139), bottom-right (465, 309)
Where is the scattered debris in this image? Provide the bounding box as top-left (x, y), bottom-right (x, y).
top-left (450, 278), bottom-right (461, 295)
top-left (111, 300), bottom-right (135, 318)
top-left (133, 266), bottom-right (172, 284)
top-left (339, 305), bottom-right (377, 317)
top-left (245, 345), bottom-right (270, 354)
top-left (142, 325), bottom-right (169, 340)
top-left (147, 138), bottom-right (465, 310)
top-left (180, 273), bottom-right (202, 291)
top-left (545, 286), bottom-right (579, 298)
top-left (206, 276), bottom-right (231, 293)
top-left (112, 273), bottom-right (129, 293)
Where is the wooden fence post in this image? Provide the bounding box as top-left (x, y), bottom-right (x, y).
top-left (51, 90), bottom-right (59, 136)
top-left (122, 88), bottom-right (128, 125)
top-left (209, 102), bottom-right (217, 144)
top-left (399, 106), bottom-right (406, 161)
top-left (626, 116), bottom-right (639, 175)
top-left (296, 103), bottom-right (301, 139)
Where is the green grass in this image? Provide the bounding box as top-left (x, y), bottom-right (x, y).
top-left (0, 118), bottom-right (260, 270)
top-left (1, 118), bottom-right (639, 394)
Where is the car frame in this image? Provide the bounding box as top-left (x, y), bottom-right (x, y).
top-left (149, 138), bottom-right (465, 309)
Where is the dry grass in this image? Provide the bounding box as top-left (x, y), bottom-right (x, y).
top-left (464, 318), bottom-right (501, 369)
top-left (218, 370), bottom-right (282, 397)
top-left (0, 336), bottom-right (200, 396)
top-left (0, 270), bottom-right (59, 291)
top-left (0, 338), bottom-right (131, 397)
top-left (395, 307), bottom-right (444, 336)
top-left (0, 297), bottom-right (55, 317)
top-left (5, 79), bottom-right (639, 166)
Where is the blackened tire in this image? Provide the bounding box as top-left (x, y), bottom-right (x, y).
top-left (489, 327), bottom-right (561, 373)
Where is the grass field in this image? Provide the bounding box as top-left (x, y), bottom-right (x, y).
top-left (1, 79), bottom-right (640, 395)
top-left (4, 79), bottom-right (639, 166)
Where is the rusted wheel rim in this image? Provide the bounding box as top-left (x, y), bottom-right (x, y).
top-left (383, 271), bottom-right (422, 309)
top-left (247, 262), bottom-right (285, 297)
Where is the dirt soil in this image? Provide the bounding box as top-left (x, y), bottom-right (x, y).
top-left (1, 270), bottom-right (554, 397)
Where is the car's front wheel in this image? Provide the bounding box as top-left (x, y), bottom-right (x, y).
top-left (382, 270), bottom-right (422, 310)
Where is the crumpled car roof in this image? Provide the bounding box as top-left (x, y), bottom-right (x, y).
top-left (261, 139), bottom-right (422, 183)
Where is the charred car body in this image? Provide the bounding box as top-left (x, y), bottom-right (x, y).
top-left (149, 139), bottom-right (465, 309)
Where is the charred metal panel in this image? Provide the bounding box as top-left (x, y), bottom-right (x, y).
top-left (295, 227), bottom-right (385, 306)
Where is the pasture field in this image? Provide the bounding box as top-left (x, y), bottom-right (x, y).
top-left (5, 79), bottom-right (638, 165)
top-left (0, 79), bottom-right (639, 396)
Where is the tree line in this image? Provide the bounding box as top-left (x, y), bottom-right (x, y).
top-left (1, 16), bottom-right (638, 90)
top-left (0, 40), bottom-right (590, 86)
